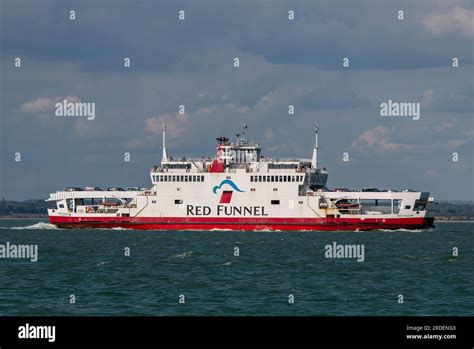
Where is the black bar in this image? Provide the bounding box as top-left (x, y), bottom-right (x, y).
top-left (0, 316), bottom-right (472, 347)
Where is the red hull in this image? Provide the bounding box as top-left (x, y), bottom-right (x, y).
top-left (49, 216), bottom-right (435, 231)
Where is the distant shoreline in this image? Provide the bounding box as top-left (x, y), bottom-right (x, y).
top-left (0, 214), bottom-right (49, 219)
top-left (434, 217), bottom-right (474, 222)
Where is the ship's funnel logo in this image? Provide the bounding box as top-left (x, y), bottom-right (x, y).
top-left (212, 179), bottom-right (245, 204)
top-left (212, 179), bottom-right (245, 194)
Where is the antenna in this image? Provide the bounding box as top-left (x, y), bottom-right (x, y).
top-left (162, 124), bottom-right (169, 162)
top-left (314, 122), bottom-right (319, 149)
top-left (311, 122), bottom-right (319, 170)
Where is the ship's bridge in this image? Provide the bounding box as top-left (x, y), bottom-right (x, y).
top-left (306, 167), bottom-right (329, 190)
top-left (217, 136), bottom-right (261, 165)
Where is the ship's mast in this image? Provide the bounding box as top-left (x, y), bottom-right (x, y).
top-left (162, 124), bottom-right (169, 162)
top-left (311, 122), bottom-right (319, 170)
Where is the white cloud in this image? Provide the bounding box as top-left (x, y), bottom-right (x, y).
top-left (20, 96), bottom-right (81, 113)
top-left (145, 113), bottom-right (188, 138)
top-left (350, 126), bottom-right (415, 153)
top-left (20, 97), bottom-right (55, 113)
top-left (422, 6), bottom-right (474, 38)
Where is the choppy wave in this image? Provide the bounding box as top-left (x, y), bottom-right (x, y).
top-left (93, 226), bottom-right (133, 231)
top-left (173, 251), bottom-right (193, 259)
top-left (7, 222), bottom-right (60, 230)
top-left (377, 228), bottom-right (424, 233)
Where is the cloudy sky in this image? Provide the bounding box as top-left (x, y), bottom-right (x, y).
top-left (1, 0), bottom-right (473, 201)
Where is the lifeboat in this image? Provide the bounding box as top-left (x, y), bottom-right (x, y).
top-left (335, 202), bottom-right (360, 208)
top-left (102, 202), bottom-right (120, 207)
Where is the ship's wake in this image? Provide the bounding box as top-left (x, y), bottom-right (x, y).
top-left (376, 228), bottom-right (432, 233)
top-left (1, 222), bottom-right (61, 230)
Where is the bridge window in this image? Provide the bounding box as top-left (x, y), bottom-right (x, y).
top-left (175, 199), bottom-right (183, 204)
top-left (414, 200), bottom-right (426, 211)
top-left (393, 199), bottom-right (401, 214)
top-left (271, 200), bottom-right (280, 205)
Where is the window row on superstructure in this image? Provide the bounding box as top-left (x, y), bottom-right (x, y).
top-left (250, 175), bottom-right (304, 183)
top-left (153, 174), bottom-right (205, 182)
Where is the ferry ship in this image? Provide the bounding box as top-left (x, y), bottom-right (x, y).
top-left (47, 124), bottom-right (435, 231)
